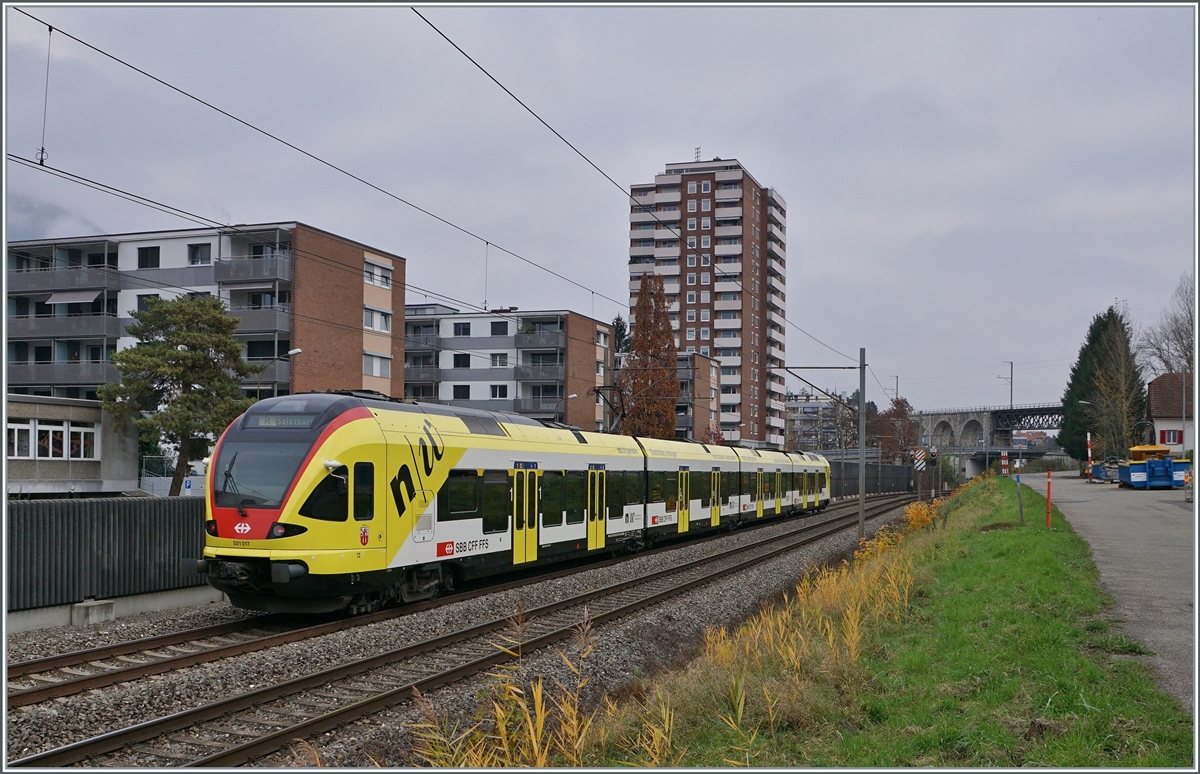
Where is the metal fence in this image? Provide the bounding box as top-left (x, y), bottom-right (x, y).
top-left (7, 497), bottom-right (208, 612)
top-left (828, 462), bottom-right (914, 498)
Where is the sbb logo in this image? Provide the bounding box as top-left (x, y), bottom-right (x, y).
top-left (436, 541), bottom-right (455, 557)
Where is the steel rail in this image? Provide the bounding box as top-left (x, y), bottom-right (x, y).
top-left (7, 493), bottom-right (907, 707)
top-left (9, 495), bottom-right (911, 768)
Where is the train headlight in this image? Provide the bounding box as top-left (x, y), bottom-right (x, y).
top-left (267, 522), bottom-right (308, 539)
top-left (205, 520), bottom-right (219, 537)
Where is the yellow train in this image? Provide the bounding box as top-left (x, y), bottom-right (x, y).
top-left (197, 392), bottom-right (831, 613)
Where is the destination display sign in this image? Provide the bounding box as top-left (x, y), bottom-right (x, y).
top-left (244, 413), bottom-right (318, 429)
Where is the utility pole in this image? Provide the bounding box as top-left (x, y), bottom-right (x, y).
top-left (858, 348), bottom-right (866, 540)
top-left (999, 361), bottom-right (1013, 409)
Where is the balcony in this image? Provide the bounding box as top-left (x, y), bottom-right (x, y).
top-left (405, 333), bottom-right (441, 350)
top-left (443, 335), bottom-right (515, 352)
top-left (713, 205), bottom-right (742, 217)
top-left (718, 393), bottom-right (742, 405)
top-left (767, 274), bottom-right (786, 293)
top-left (715, 244), bottom-right (742, 258)
top-left (720, 373), bottom-right (742, 386)
top-left (720, 411), bottom-right (742, 423)
top-left (655, 191), bottom-right (682, 204)
top-left (7, 314), bottom-right (120, 339)
top-left (767, 206), bottom-right (786, 226)
top-left (714, 318), bottom-right (741, 330)
top-left (404, 365), bottom-right (440, 382)
top-left (653, 209), bottom-right (681, 223)
top-left (768, 256), bottom-right (786, 276)
top-left (717, 355), bottom-right (741, 366)
top-left (654, 246), bottom-right (681, 259)
top-left (715, 262), bottom-right (743, 275)
top-left (714, 299), bottom-right (742, 312)
top-left (675, 415), bottom-right (693, 430)
top-left (514, 398), bottom-right (564, 413)
top-left (443, 367), bottom-right (516, 381)
top-left (629, 244), bottom-right (655, 258)
top-left (244, 358), bottom-right (291, 385)
top-left (714, 280), bottom-right (741, 294)
top-left (769, 399), bottom-right (785, 413)
top-left (767, 188), bottom-right (787, 208)
top-left (230, 306), bottom-right (291, 333)
top-left (629, 228), bottom-right (657, 239)
top-left (769, 345), bottom-right (786, 361)
top-left (214, 255), bottom-right (292, 284)
top-left (515, 330), bottom-right (565, 349)
top-left (630, 210), bottom-right (659, 224)
top-left (768, 223), bottom-right (786, 241)
top-left (715, 188), bottom-right (743, 202)
top-left (511, 364), bottom-right (561, 381)
top-left (714, 226), bottom-right (742, 239)
top-left (654, 174), bottom-right (682, 185)
top-left (654, 228), bottom-right (684, 241)
top-left (8, 361), bottom-right (119, 386)
top-left (767, 240), bottom-right (785, 261)
top-left (445, 399), bottom-right (517, 412)
top-left (656, 263), bottom-right (681, 277)
top-left (715, 170), bottom-right (743, 182)
top-left (7, 266), bottom-right (121, 294)
top-left (768, 310), bottom-right (787, 328)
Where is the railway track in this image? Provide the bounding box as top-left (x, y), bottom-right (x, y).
top-left (7, 493), bottom-right (912, 708)
top-left (10, 494), bottom-right (912, 767)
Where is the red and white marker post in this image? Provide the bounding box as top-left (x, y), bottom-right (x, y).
top-left (1001, 450), bottom-right (1009, 477)
top-left (1087, 432), bottom-right (1093, 483)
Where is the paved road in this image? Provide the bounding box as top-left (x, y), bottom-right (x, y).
top-left (1016, 472), bottom-right (1194, 715)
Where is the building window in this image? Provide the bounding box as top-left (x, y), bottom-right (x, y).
top-left (701, 217), bottom-right (711, 230)
top-left (188, 244), bottom-right (211, 266)
top-left (491, 353), bottom-right (508, 367)
top-left (453, 384), bottom-right (471, 400)
top-left (721, 367), bottom-right (739, 376)
top-left (137, 294), bottom-right (160, 312)
top-left (491, 384), bottom-right (508, 399)
top-left (701, 272), bottom-right (711, 285)
top-left (686, 345), bottom-right (695, 353)
top-left (687, 199), bottom-right (697, 213)
top-left (364, 262), bottom-right (392, 288)
top-left (687, 218), bottom-right (697, 231)
top-left (596, 360), bottom-right (605, 376)
top-left (701, 199), bottom-right (711, 212)
top-left (596, 330), bottom-right (609, 346)
top-left (363, 308), bottom-right (391, 333)
top-left (453, 322), bottom-right (471, 336)
top-left (1161, 429), bottom-right (1182, 444)
top-left (137, 246), bottom-right (160, 269)
top-left (491, 321), bottom-right (508, 336)
top-left (532, 384), bottom-right (562, 399)
top-left (687, 181), bottom-right (697, 194)
top-left (701, 180), bottom-right (711, 193)
top-left (687, 254), bottom-right (697, 267)
top-left (453, 353), bottom-right (471, 368)
top-left (701, 328), bottom-right (711, 340)
top-left (700, 346), bottom-right (710, 356)
top-left (687, 273), bottom-right (697, 286)
top-left (363, 354), bottom-right (392, 378)
top-left (686, 310), bottom-right (696, 322)
top-left (686, 328), bottom-right (696, 341)
top-left (686, 236), bottom-right (697, 249)
top-left (686, 291), bottom-right (696, 304)
top-left (701, 236), bottom-right (711, 248)
top-left (7, 421), bottom-right (32, 458)
top-left (700, 309), bottom-right (710, 322)
top-left (701, 254), bottom-right (711, 266)
top-left (700, 291), bottom-right (710, 303)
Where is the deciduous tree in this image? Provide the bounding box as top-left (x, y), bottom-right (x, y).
top-left (619, 274), bottom-right (678, 438)
top-left (870, 397), bottom-right (920, 460)
top-left (98, 295), bottom-right (261, 496)
top-left (1138, 271), bottom-right (1194, 376)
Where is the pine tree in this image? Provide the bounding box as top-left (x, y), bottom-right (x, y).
top-left (619, 274), bottom-right (678, 438)
top-left (611, 314), bottom-right (630, 354)
top-left (98, 295), bottom-right (262, 496)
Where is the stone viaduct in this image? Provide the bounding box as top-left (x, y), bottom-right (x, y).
top-left (918, 403), bottom-right (1064, 478)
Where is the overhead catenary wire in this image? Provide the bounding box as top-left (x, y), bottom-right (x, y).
top-left (10, 7), bottom-right (627, 310)
top-left (37, 24), bottom-right (53, 165)
top-left (413, 7), bottom-right (857, 366)
top-left (7, 154), bottom-right (619, 366)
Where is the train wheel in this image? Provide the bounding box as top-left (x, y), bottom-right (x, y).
top-left (347, 593), bottom-right (382, 616)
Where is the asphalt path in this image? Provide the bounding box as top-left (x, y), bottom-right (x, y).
top-left (1016, 471), bottom-right (1195, 715)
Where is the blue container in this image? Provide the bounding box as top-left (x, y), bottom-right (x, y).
top-left (1118, 457), bottom-right (1191, 489)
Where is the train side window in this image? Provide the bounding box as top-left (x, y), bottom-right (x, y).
top-left (721, 471), bottom-right (736, 504)
top-left (694, 470), bottom-right (712, 507)
top-left (742, 472), bottom-right (757, 502)
top-left (299, 465), bottom-right (349, 522)
top-left (541, 471), bottom-right (564, 527)
top-left (482, 471), bottom-right (510, 534)
top-left (625, 471), bottom-right (645, 505)
top-left (665, 474), bottom-right (678, 513)
top-left (564, 471), bottom-right (586, 524)
top-left (607, 471), bottom-right (624, 518)
top-left (819, 472), bottom-right (827, 490)
top-left (353, 462), bottom-right (374, 521)
top-left (648, 471), bottom-right (665, 504)
top-left (438, 470), bottom-right (480, 521)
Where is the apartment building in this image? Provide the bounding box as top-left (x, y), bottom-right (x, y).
top-left (6, 222), bottom-right (406, 400)
top-left (628, 158), bottom-right (787, 448)
top-left (785, 391), bottom-right (842, 452)
top-left (404, 304), bottom-right (612, 430)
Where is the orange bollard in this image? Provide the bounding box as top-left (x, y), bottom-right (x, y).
top-left (1045, 470), bottom-right (1052, 527)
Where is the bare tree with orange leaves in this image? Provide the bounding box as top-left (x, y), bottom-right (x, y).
top-left (619, 273), bottom-right (679, 438)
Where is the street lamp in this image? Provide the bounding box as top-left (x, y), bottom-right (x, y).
top-left (554, 393), bottom-right (578, 424)
top-left (256, 347), bottom-right (302, 400)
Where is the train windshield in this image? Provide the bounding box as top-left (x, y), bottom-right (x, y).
top-left (213, 440), bottom-right (311, 509)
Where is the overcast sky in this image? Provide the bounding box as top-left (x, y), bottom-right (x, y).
top-left (5, 5), bottom-right (1195, 411)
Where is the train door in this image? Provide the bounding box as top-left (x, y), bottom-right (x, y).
top-left (756, 469), bottom-right (764, 518)
top-left (710, 469), bottom-right (720, 528)
top-left (774, 470), bottom-right (782, 515)
top-left (587, 464), bottom-right (606, 551)
top-left (512, 464), bottom-right (539, 564)
top-left (677, 468), bottom-right (690, 534)
top-left (387, 432), bottom-right (433, 546)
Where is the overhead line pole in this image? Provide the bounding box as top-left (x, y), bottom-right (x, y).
top-left (858, 348), bottom-right (867, 540)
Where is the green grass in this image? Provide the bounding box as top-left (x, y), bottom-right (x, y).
top-left (588, 476), bottom-right (1193, 767)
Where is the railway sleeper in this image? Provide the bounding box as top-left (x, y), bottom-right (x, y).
top-left (130, 746), bottom-right (199, 761)
top-left (234, 714), bottom-right (294, 728)
top-left (167, 735), bottom-right (229, 749)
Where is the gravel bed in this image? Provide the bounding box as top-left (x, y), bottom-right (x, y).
top-left (5, 604), bottom-right (266, 665)
top-left (5, 501), bottom-right (901, 765)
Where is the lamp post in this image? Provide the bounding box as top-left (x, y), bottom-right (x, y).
top-left (554, 393), bottom-right (578, 424)
top-left (256, 347), bottom-right (302, 399)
